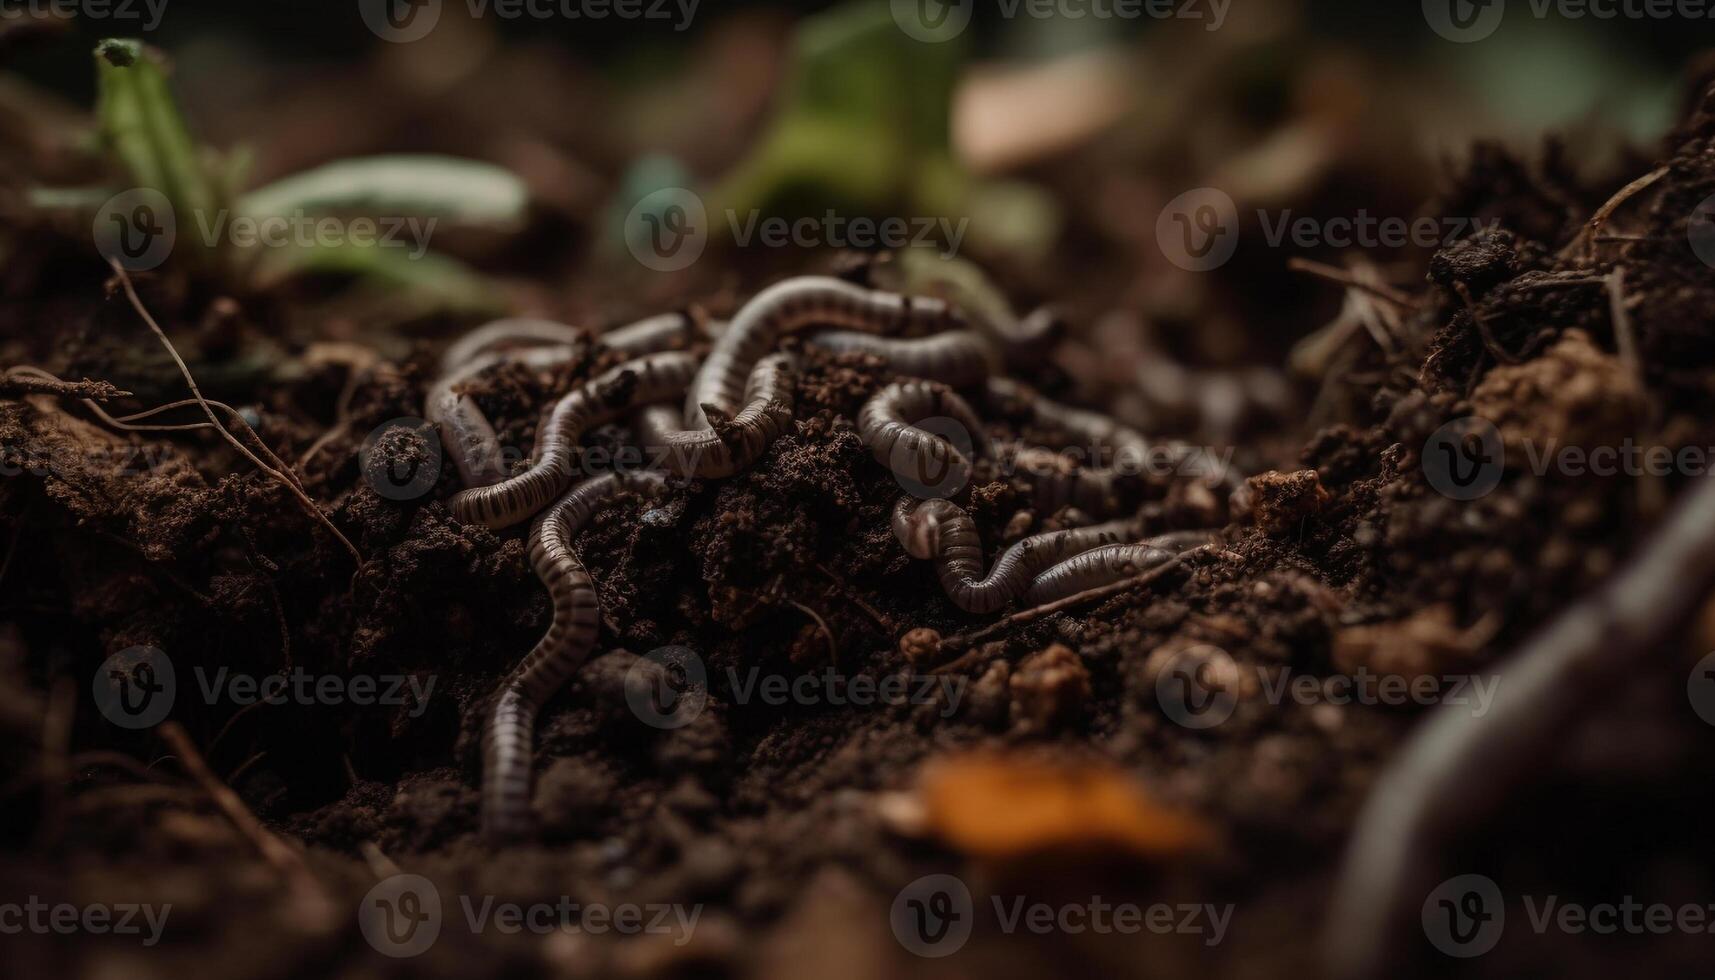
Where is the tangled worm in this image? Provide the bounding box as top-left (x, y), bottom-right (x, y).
top-left (439, 318), bottom-right (587, 376)
top-left (687, 277), bottom-right (961, 430)
top-left (635, 353), bottom-right (797, 478)
top-left (891, 498), bottom-right (1132, 614)
top-left (602, 312), bottom-right (698, 355)
top-left (1020, 535), bottom-right (1214, 605)
top-left (806, 329), bottom-right (997, 386)
top-left (428, 342), bottom-right (585, 488)
top-left (482, 469), bottom-right (669, 841)
top-left (449, 352), bottom-right (697, 529)
top-left (987, 378), bottom-right (1235, 514)
top-left (858, 381), bottom-right (992, 498)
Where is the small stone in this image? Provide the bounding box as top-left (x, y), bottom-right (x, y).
top-left (899, 627), bottom-right (942, 666)
top-left (1008, 644), bottom-right (1091, 734)
top-left (965, 659), bottom-right (1012, 730)
top-left (1246, 469), bottom-right (1330, 534)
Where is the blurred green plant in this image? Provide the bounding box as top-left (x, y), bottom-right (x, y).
top-left (613, 1), bottom-right (1059, 264)
top-left (33, 38), bottom-right (524, 316)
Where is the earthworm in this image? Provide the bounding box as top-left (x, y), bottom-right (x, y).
top-left (858, 381), bottom-right (992, 499)
top-left (448, 352), bottom-right (698, 529)
top-left (891, 497), bottom-right (1132, 614)
top-left (806, 329), bottom-right (998, 386)
top-left (988, 378), bottom-right (1236, 514)
top-left (601, 312), bottom-right (698, 355)
top-left (1325, 473), bottom-right (1715, 980)
top-left (635, 353), bottom-right (797, 478)
top-left (439, 318), bottom-right (587, 376)
top-left (427, 346), bottom-right (582, 488)
top-left (482, 469), bottom-right (669, 841)
top-left (687, 277), bottom-right (960, 430)
top-left (1020, 535), bottom-right (1216, 606)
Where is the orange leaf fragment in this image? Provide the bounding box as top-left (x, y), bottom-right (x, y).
top-left (915, 754), bottom-right (1212, 861)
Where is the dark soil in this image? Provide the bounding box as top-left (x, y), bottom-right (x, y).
top-left (6, 60), bottom-right (1715, 980)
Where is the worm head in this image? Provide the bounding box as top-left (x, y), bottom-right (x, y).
top-left (892, 499), bottom-right (942, 559)
top-left (907, 506), bottom-right (944, 559)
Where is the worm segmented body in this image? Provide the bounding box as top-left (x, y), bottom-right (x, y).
top-left (988, 378), bottom-right (1235, 514)
top-left (892, 498), bottom-right (1132, 613)
top-left (482, 470), bottom-right (668, 840)
top-left (806, 329), bottom-right (997, 386)
top-left (687, 277), bottom-right (960, 430)
top-left (449, 352), bottom-right (697, 528)
top-left (636, 353), bottom-right (797, 478)
top-left (439, 318), bottom-right (587, 376)
top-left (429, 343), bottom-right (582, 488)
top-left (1021, 536), bottom-right (1213, 605)
top-left (602, 312), bottom-right (697, 355)
top-left (858, 381), bottom-right (991, 498)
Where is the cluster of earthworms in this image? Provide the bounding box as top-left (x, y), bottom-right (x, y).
top-left (426, 276), bottom-right (1229, 840)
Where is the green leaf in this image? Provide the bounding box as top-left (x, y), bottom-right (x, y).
top-left (709, 1), bottom-right (966, 222)
top-left (239, 155), bottom-right (529, 229)
top-left (249, 239), bottom-right (506, 316)
top-left (94, 38), bottom-right (220, 229)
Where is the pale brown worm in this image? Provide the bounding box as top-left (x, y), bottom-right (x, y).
top-left (427, 345), bottom-right (582, 488)
top-left (806, 329), bottom-right (998, 386)
top-left (635, 353), bottom-right (796, 478)
top-left (687, 277), bottom-right (961, 430)
top-left (857, 381), bottom-right (992, 499)
top-left (448, 352), bottom-right (698, 529)
top-left (482, 469), bottom-right (669, 841)
top-left (601, 312), bottom-right (697, 355)
top-left (891, 497), bottom-right (1132, 614)
top-left (1020, 535), bottom-right (1215, 605)
top-left (987, 378), bottom-right (1237, 514)
top-left (439, 318), bottom-right (587, 376)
